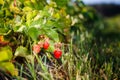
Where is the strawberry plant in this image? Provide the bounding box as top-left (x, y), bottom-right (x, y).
top-left (0, 0), bottom-right (71, 78)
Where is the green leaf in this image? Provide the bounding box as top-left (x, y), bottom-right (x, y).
top-left (13, 25), bottom-right (26, 32)
top-left (19, 0), bottom-right (25, 4)
top-left (26, 12), bottom-right (33, 26)
top-left (47, 40), bottom-right (55, 52)
top-left (28, 27), bottom-right (39, 41)
top-left (14, 46), bottom-right (29, 57)
top-left (0, 28), bottom-right (7, 34)
top-left (0, 46), bottom-right (13, 62)
top-left (26, 55), bottom-right (35, 62)
top-left (0, 62), bottom-right (18, 76)
top-left (24, 1), bottom-right (33, 8)
top-left (26, 10), bottom-right (38, 26)
top-left (23, 7), bottom-right (32, 12)
top-left (46, 29), bottom-right (59, 42)
top-left (52, 0), bottom-right (69, 7)
top-left (0, 28), bottom-right (11, 35)
top-left (0, 10), bottom-right (4, 17)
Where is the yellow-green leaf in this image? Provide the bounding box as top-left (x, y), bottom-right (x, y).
top-left (23, 7), bottom-right (32, 12)
top-left (14, 46), bottom-right (29, 57)
top-left (0, 62), bottom-right (18, 76)
top-left (0, 46), bottom-right (13, 62)
top-left (0, 0), bottom-right (4, 5)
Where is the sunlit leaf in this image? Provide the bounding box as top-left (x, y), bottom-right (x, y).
top-left (0, 62), bottom-right (18, 76)
top-left (9, 3), bottom-right (20, 14)
top-left (24, 1), bottom-right (33, 7)
top-left (14, 46), bottom-right (29, 57)
top-left (13, 25), bottom-right (26, 32)
top-left (23, 7), bottom-right (33, 12)
top-left (26, 10), bottom-right (38, 26)
top-left (0, 0), bottom-right (4, 5)
top-left (0, 46), bottom-right (13, 62)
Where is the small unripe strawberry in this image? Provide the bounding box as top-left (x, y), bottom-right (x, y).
top-left (43, 41), bottom-right (49, 49)
top-left (54, 42), bottom-right (62, 49)
top-left (32, 44), bottom-right (41, 54)
top-left (54, 49), bottom-right (62, 59)
top-left (38, 41), bottom-right (43, 48)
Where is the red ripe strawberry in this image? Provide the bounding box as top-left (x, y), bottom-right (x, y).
top-left (32, 44), bottom-right (41, 54)
top-left (43, 41), bottom-right (49, 50)
top-left (54, 49), bottom-right (62, 59)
